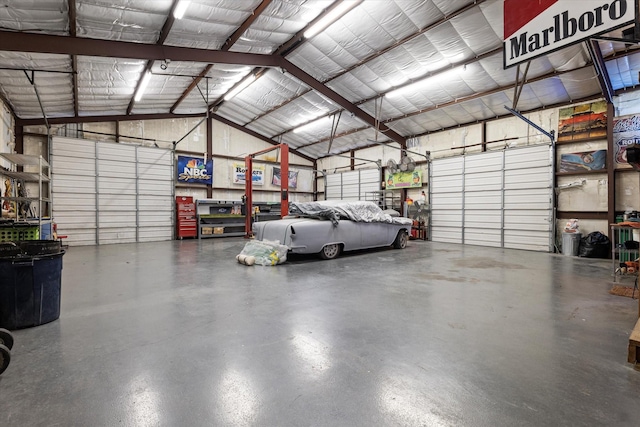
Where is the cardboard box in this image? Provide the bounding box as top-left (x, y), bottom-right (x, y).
top-left (213, 227), bottom-right (224, 235)
top-left (201, 227), bottom-right (213, 235)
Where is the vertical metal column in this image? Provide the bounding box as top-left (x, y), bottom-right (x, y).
top-left (171, 147), bottom-right (176, 239)
top-left (95, 143), bottom-right (100, 245)
top-left (548, 142), bottom-right (556, 253)
top-left (135, 146), bottom-right (140, 243)
top-left (461, 154), bottom-right (466, 244)
top-left (500, 150), bottom-right (506, 248)
top-left (280, 144), bottom-right (289, 216)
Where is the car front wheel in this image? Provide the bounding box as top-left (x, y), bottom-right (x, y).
top-left (393, 230), bottom-right (408, 249)
top-left (320, 243), bottom-right (341, 260)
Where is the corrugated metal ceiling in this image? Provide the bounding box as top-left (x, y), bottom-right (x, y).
top-left (0, 0), bottom-right (638, 160)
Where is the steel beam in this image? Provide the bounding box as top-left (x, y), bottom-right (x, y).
top-left (280, 58), bottom-right (406, 147)
top-left (69, 0), bottom-right (79, 117)
top-left (211, 113), bottom-right (315, 163)
top-left (0, 31), bottom-right (281, 67)
top-left (587, 39), bottom-right (615, 103)
top-left (251, 1), bottom-right (489, 124)
top-left (127, 0), bottom-right (182, 115)
top-left (171, 0), bottom-right (273, 113)
top-left (504, 106), bottom-right (555, 143)
top-left (16, 112), bottom-right (205, 126)
top-left (607, 102), bottom-right (615, 227)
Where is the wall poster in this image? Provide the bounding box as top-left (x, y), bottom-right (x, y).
top-left (385, 170), bottom-right (422, 189)
top-left (613, 114), bottom-right (640, 166)
top-left (232, 163), bottom-right (265, 185)
top-left (559, 150), bottom-right (606, 173)
top-left (557, 100), bottom-right (607, 142)
top-left (272, 167), bottom-right (298, 189)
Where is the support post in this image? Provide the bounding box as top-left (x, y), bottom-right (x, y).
top-left (244, 143), bottom-right (289, 237)
top-left (207, 117), bottom-right (213, 198)
top-left (244, 156), bottom-right (253, 237)
top-left (281, 144), bottom-right (289, 217)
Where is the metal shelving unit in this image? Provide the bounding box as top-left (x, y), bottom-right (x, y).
top-left (196, 199), bottom-right (245, 238)
top-left (611, 224), bottom-right (640, 283)
top-left (365, 190), bottom-right (403, 212)
top-left (0, 153), bottom-right (52, 238)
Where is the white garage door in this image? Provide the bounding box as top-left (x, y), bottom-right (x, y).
top-left (430, 144), bottom-right (553, 252)
top-left (325, 168), bottom-right (380, 200)
top-left (51, 137), bottom-right (174, 246)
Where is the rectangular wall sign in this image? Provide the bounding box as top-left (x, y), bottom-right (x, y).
top-left (177, 156), bottom-right (212, 185)
top-left (504, 0), bottom-right (634, 68)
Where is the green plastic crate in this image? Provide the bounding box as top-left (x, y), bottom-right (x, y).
top-left (0, 226), bottom-right (40, 242)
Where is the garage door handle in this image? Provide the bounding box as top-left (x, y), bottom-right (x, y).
top-left (12, 260), bottom-right (34, 267)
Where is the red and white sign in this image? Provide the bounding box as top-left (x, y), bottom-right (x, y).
top-left (504, 0), bottom-right (635, 68)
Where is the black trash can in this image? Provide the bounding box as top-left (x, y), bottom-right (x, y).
top-left (0, 241), bottom-right (65, 330)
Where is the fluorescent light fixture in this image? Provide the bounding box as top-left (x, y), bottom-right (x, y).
top-left (223, 74), bottom-right (257, 101)
top-left (173, 0), bottom-right (191, 19)
top-left (304, 0), bottom-right (359, 39)
top-left (385, 78), bottom-right (430, 99)
top-left (293, 116), bottom-right (332, 134)
top-left (386, 68), bottom-right (463, 99)
top-left (134, 72), bottom-right (152, 102)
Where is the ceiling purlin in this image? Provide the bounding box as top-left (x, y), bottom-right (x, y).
top-left (207, 0), bottom-right (354, 112)
top-left (170, 0), bottom-right (274, 113)
top-left (384, 47), bottom-right (635, 125)
top-left (269, 46), bottom-right (502, 142)
top-left (382, 63), bottom-right (596, 126)
top-left (126, 0), bottom-right (181, 115)
top-left (69, 0), bottom-right (78, 117)
top-left (220, 1), bottom-right (412, 147)
top-left (272, 0), bottom-right (364, 57)
top-left (311, 93), bottom-right (605, 159)
top-left (233, 0), bottom-right (370, 124)
top-left (296, 63), bottom-right (596, 154)
top-left (248, 0), bottom-right (488, 126)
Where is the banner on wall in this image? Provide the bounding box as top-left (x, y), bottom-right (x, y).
top-left (272, 167), bottom-right (298, 189)
top-left (559, 150), bottom-right (606, 172)
top-left (613, 114), bottom-right (640, 165)
top-left (385, 170), bottom-right (422, 189)
top-left (177, 156), bottom-right (212, 184)
top-left (232, 163), bottom-right (265, 185)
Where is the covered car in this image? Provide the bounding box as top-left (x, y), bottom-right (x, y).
top-left (251, 200), bottom-right (413, 260)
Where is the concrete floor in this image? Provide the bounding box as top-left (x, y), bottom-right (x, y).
top-left (0, 238), bottom-right (639, 426)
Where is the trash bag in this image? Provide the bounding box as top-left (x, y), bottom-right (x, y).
top-left (239, 239), bottom-right (289, 266)
top-left (578, 231), bottom-right (611, 258)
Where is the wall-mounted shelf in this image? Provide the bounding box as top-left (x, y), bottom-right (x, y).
top-left (555, 170), bottom-right (607, 177)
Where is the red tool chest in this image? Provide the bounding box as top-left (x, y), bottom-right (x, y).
top-left (176, 196), bottom-right (196, 239)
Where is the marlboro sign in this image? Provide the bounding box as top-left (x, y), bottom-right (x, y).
top-left (503, 0), bottom-right (635, 68)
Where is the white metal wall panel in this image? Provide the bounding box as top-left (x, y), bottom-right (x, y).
top-left (137, 147), bottom-right (173, 243)
top-left (503, 145), bottom-right (553, 251)
top-left (52, 138), bottom-right (173, 246)
top-left (51, 137), bottom-right (97, 246)
top-left (97, 142), bottom-right (137, 244)
top-left (324, 169), bottom-right (380, 201)
top-left (430, 144), bottom-right (553, 252)
top-left (431, 157), bottom-right (464, 244)
top-left (463, 151), bottom-right (503, 247)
